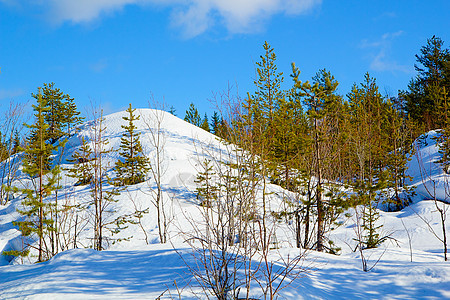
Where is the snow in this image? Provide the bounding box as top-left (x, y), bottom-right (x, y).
top-left (0, 246), bottom-right (448, 299)
top-left (406, 130), bottom-right (450, 203)
top-left (0, 109), bottom-right (449, 299)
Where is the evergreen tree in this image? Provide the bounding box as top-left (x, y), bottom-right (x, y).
top-left (195, 159), bottom-right (218, 208)
top-left (32, 83), bottom-right (83, 144)
top-left (67, 137), bottom-right (94, 186)
top-left (254, 41), bottom-right (284, 125)
top-left (11, 90), bottom-right (60, 262)
top-left (362, 197), bottom-right (385, 249)
top-left (347, 74), bottom-right (394, 247)
top-left (12, 130), bottom-right (20, 155)
top-left (236, 41), bottom-right (286, 254)
top-left (25, 92), bottom-right (53, 171)
top-left (210, 111), bottom-right (221, 135)
top-left (63, 93), bottom-right (84, 136)
top-left (352, 181), bottom-right (387, 250)
top-left (210, 111), bottom-right (229, 140)
top-left (184, 103), bottom-right (202, 126)
top-left (247, 41), bottom-right (285, 151)
top-left (291, 65), bottom-right (343, 252)
top-left (271, 88), bottom-right (307, 190)
top-left (32, 83), bottom-right (63, 144)
top-left (403, 36), bottom-right (450, 130)
top-left (201, 113), bottom-right (210, 132)
top-left (384, 101), bottom-right (416, 211)
top-left (0, 132), bottom-right (8, 162)
top-left (168, 106), bottom-right (177, 116)
top-left (115, 104), bottom-right (150, 186)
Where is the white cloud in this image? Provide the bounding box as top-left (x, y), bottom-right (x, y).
top-left (170, 1), bottom-right (213, 38)
top-left (360, 31), bottom-right (412, 74)
top-left (48, 0), bottom-right (140, 23)
top-left (21, 0), bottom-right (322, 37)
top-left (370, 50), bottom-right (411, 74)
top-left (205, 0), bottom-right (320, 34)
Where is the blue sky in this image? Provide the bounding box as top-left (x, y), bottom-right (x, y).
top-left (0, 0), bottom-right (449, 119)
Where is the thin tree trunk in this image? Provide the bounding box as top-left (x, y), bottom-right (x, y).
top-left (295, 209), bottom-right (301, 248)
top-left (314, 115), bottom-right (324, 252)
top-left (438, 206), bottom-right (448, 261)
top-left (39, 155), bottom-right (44, 262)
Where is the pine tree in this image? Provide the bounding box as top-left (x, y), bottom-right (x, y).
top-left (384, 101), bottom-right (415, 211)
top-left (201, 113), bottom-right (210, 132)
top-left (195, 159), bottom-right (218, 208)
top-left (64, 93), bottom-right (84, 136)
top-left (210, 112), bottom-right (229, 140)
top-left (11, 90), bottom-right (60, 262)
top-left (67, 137), bottom-right (94, 186)
top-left (12, 130), bottom-right (20, 155)
top-left (271, 88), bottom-right (307, 190)
top-left (32, 83), bottom-right (83, 144)
top-left (403, 36), bottom-right (450, 130)
top-left (184, 103), bottom-right (202, 126)
top-left (254, 41), bottom-right (284, 125)
top-left (351, 178), bottom-right (388, 250)
top-left (247, 41), bottom-right (285, 151)
top-left (168, 106), bottom-right (177, 116)
top-left (115, 104), bottom-right (150, 186)
top-left (230, 42), bottom-right (290, 256)
top-left (210, 111), bottom-right (221, 135)
top-left (0, 132), bottom-right (8, 162)
top-left (291, 65), bottom-right (343, 252)
top-left (362, 197), bottom-right (385, 249)
top-left (347, 74), bottom-right (393, 248)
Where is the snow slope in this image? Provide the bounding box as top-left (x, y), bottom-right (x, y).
top-left (0, 109), bottom-right (449, 299)
top-left (406, 130), bottom-right (450, 203)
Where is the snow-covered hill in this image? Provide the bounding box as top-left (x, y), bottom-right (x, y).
top-left (0, 109), bottom-right (449, 299)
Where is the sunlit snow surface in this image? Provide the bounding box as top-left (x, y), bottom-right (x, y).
top-left (0, 245), bottom-right (449, 299)
top-left (0, 110), bottom-right (449, 299)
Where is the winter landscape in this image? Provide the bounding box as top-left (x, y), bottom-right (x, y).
top-left (0, 104), bottom-right (449, 299)
top-left (1, 1), bottom-right (450, 299)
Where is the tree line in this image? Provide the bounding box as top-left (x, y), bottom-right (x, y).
top-left (189, 37), bottom-right (448, 262)
top-left (178, 37), bottom-right (448, 297)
